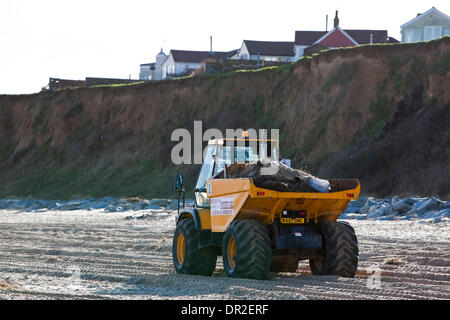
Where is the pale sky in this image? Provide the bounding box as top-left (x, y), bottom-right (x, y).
top-left (1, 0), bottom-right (449, 94)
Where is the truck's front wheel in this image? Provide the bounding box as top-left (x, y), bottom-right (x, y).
top-left (172, 218), bottom-right (217, 276)
top-left (222, 219), bottom-right (271, 280)
top-left (309, 221), bottom-right (358, 277)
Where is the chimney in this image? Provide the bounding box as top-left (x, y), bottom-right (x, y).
top-left (334, 10), bottom-right (339, 28)
top-left (326, 14), bottom-right (328, 31)
top-left (210, 35), bottom-right (213, 54)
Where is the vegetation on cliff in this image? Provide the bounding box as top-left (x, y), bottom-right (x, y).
top-left (0, 37), bottom-right (449, 199)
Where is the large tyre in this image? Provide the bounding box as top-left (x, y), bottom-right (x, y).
top-left (309, 221), bottom-right (358, 278)
top-left (222, 219), bottom-right (271, 280)
top-left (172, 218), bottom-right (217, 276)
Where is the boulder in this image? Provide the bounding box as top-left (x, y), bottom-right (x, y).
top-left (149, 199), bottom-right (172, 207)
top-left (408, 196), bottom-right (445, 216)
top-left (343, 199), bottom-right (364, 213)
top-left (391, 197), bottom-right (413, 214)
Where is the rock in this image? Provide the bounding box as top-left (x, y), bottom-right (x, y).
top-left (105, 205), bottom-right (126, 212)
top-left (124, 197), bottom-right (147, 203)
top-left (440, 202), bottom-right (450, 210)
top-left (130, 203), bottom-right (147, 211)
top-left (87, 200), bottom-right (110, 210)
top-left (421, 208), bottom-right (450, 219)
top-left (391, 197), bottom-right (413, 213)
top-left (149, 199), bottom-right (172, 207)
top-left (402, 197), bottom-right (418, 206)
top-left (442, 208), bottom-right (450, 217)
top-left (367, 203), bottom-right (391, 219)
top-left (145, 205), bottom-right (162, 210)
top-left (367, 207), bottom-right (383, 219)
top-left (340, 213), bottom-right (362, 219)
top-left (408, 196), bottom-right (445, 216)
top-left (359, 197), bottom-right (380, 214)
top-left (343, 200), bottom-right (364, 213)
top-left (166, 204), bottom-right (178, 210)
top-left (375, 215), bottom-right (395, 221)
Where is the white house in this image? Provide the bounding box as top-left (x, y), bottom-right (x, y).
top-left (139, 63), bottom-right (154, 80)
top-left (232, 40), bottom-right (296, 62)
top-left (294, 11), bottom-right (398, 59)
top-left (139, 49), bottom-right (166, 81)
top-left (161, 50), bottom-right (235, 79)
top-left (400, 7), bottom-right (450, 43)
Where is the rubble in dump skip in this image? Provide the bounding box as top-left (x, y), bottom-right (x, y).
top-left (214, 159), bottom-right (330, 193)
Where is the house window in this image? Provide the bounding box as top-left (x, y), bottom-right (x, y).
top-left (404, 29), bottom-right (421, 42)
top-left (445, 29), bottom-right (450, 36)
top-left (413, 29), bottom-right (421, 42)
top-left (404, 29), bottom-right (413, 42)
top-left (424, 26), bottom-right (442, 41)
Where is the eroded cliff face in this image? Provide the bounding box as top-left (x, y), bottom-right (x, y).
top-left (0, 37), bottom-right (449, 199)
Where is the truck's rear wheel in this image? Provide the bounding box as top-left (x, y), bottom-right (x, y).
top-left (309, 221), bottom-right (358, 277)
top-left (222, 219), bottom-right (271, 280)
top-left (172, 218), bottom-right (217, 276)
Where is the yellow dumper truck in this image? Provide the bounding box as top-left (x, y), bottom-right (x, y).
top-left (173, 136), bottom-right (360, 280)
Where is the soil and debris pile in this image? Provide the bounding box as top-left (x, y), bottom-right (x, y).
top-left (214, 159), bottom-right (330, 193)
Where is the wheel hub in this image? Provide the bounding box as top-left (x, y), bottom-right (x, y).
top-left (177, 233), bottom-right (185, 264)
top-left (227, 236), bottom-right (237, 270)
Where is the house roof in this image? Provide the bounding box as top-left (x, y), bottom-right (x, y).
top-left (296, 28), bottom-right (393, 46)
top-left (227, 49), bottom-right (239, 57)
top-left (243, 40), bottom-right (295, 56)
top-left (401, 7), bottom-right (450, 29)
top-left (170, 50), bottom-right (235, 63)
top-left (314, 27), bottom-right (359, 47)
top-left (295, 31), bottom-right (327, 45)
top-left (345, 30), bottom-right (388, 44)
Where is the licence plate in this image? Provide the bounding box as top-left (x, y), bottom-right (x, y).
top-left (280, 217), bottom-right (305, 224)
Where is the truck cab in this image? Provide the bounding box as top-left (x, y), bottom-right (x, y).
top-left (193, 137), bottom-right (279, 209)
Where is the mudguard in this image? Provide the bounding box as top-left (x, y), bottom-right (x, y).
top-left (175, 208), bottom-right (201, 230)
top-left (175, 208), bottom-right (223, 248)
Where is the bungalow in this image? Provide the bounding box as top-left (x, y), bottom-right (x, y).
top-left (161, 49), bottom-right (236, 79)
top-left (232, 40), bottom-right (296, 62)
top-left (139, 63), bottom-right (154, 80)
top-left (48, 78), bottom-right (85, 91)
top-left (294, 11), bottom-right (398, 58)
top-left (400, 7), bottom-right (450, 43)
top-left (46, 77), bottom-right (140, 91)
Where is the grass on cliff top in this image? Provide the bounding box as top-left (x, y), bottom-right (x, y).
top-left (88, 81), bottom-right (145, 89)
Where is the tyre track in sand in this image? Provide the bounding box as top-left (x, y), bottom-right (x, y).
top-left (0, 210), bottom-right (449, 299)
